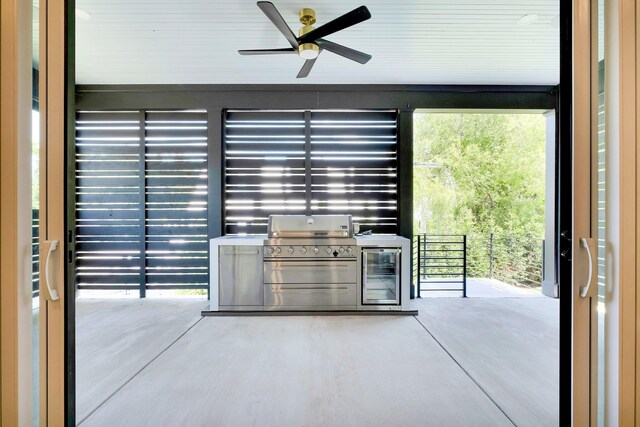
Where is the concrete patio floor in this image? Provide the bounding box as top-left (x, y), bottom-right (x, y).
top-left (76, 290), bottom-right (558, 426)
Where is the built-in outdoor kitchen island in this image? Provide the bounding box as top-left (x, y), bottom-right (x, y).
top-left (206, 215), bottom-right (412, 313)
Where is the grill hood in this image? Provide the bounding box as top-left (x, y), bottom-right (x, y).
top-left (267, 215), bottom-right (353, 238)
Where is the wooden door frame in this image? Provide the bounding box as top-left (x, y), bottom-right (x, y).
top-left (618, 0), bottom-right (637, 423)
top-left (39, 0), bottom-right (73, 425)
top-left (572, 0), bottom-right (593, 424)
top-left (0, 0), bottom-right (35, 423)
top-left (573, 0), bottom-right (638, 425)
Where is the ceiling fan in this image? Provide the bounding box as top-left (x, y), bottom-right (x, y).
top-left (238, 2), bottom-right (372, 78)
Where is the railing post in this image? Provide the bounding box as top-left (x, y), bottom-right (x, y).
top-left (488, 232), bottom-right (494, 279)
top-left (462, 234), bottom-right (467, 298)
top-left (416, 234), bottom-right (421, 298)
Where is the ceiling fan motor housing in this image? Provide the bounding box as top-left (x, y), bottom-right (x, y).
top-left (298, 8), bottom-right (319, 59)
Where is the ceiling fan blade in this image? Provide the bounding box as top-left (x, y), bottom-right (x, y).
top-left (238, 48), bottom-right (296, 55)
top-left (296, 57), bottom-right (319, 79)
top-left (257, 1), bottom-right (299, 49)
top-left (297, 6), bottom-right (371, 44)
top-left (316, 39), bottom-right (371, 64)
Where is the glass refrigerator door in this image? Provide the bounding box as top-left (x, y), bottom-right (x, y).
top-left (362, 248), bottom-right (400, 305)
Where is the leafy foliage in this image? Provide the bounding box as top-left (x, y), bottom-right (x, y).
top-left (413, 113), bottom-right (546, 238)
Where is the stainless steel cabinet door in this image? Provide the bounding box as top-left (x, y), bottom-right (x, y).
top-left (219, 246), bottom-right (263, 306)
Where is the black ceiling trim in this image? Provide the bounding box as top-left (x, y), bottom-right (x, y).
top-left (76, 84), bottom-right (557, 111)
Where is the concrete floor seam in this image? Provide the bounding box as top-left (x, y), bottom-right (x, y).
top-left (412, 315), bottom-right (518, 427)
top-left (77, 316), bottom-right (205, 426)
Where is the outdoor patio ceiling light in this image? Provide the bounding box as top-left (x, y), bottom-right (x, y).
top-left (298, 43), bottom-right (320, 60)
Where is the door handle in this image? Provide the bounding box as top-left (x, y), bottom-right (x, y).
top-left (44, 240), bottom-right (60, 301)
top-left (579, 237), bottom-right (596, 298)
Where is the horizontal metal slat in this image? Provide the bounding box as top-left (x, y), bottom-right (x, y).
top-left (76, 242), bottom-right (140, 253)
top-left (76, 128), bottom-right (140, 139)
top-left (76, 210), bottom-right (140, 220)
top-left (145, 193), bottom-right (207, 204)
top-left (145, 274), bottom-right (209, 284)
top-left (76, 145), bottom-right (139, 155)
top-left (225, 175), bottom-right (306, 186)
top-left (146, 242), bottom-right (208, 252)
top-left (310, 158), bottom-right (397, 168)
top-left (145, 258), bottom-right (208, 268)
top-left (145, 209), bottom-right (208, 220)
top-left (226, 111), bottom-right (304, 122)
top-left (76, 160), bottom-right (139, 172)
top-left (145, 177), bottom-right (207, 188)
top-left (311, 175), bottom-right (398, 186)
top-left (77, 193), bottom-right (140, 204)
top-left (145, 111), bottom-right (206, 122)
top-left (76, 275), bottom-right (140, 284)
top-left (145, 226), bottom-right (208, 236)
top-left (225, 158), bottom-right (306, 169)
top-left (145, 161), bottom-right (207, 171)
top-left (77, 111), bottom-right (139, 122)
top-left (145, 145), bottom-right (207, 155)
top-left (77, 177), bottom-right (140, 187)
top-left (310, 110), bottom-right (396, 121)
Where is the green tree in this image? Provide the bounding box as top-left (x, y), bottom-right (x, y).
top-left (413, 113), bottom-right (546, 238)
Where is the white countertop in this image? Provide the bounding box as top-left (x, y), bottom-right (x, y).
top-left (355, 235), bottom-right (410, 246)
top-left (210, 234), bottom-right (410, 247)
top-left (210, 235), bottom-right (266, 245)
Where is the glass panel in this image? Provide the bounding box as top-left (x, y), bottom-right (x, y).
top-left (32, 0), bottom-right (40, 424)
top-left (364, 250), bottom-right (399, 304)
top-left (596, 0), bottom-right (606, 425)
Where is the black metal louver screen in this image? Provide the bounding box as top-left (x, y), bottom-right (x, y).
top-left (144, 111), bottom-right (209, 292)
top-left (75, 110), bottom-right (208, 294)
top-left (223, 110), bottom-right (398, 235)
top-left (310, 111), bottom-right (398, 233)
top-left (76, 111), bottom-right (142, 290)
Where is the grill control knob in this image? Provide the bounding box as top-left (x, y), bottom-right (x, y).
top-left (346, 247), bottom-right (353, 254)
top-left (288, 247), bottom-right (294, 254)
top-left (339, 247), bottom-right (345, 253)
top-left (313, 247), bottom-right (319, 254)
top-left (267, 247), bottom-right (274, 254)
top-left (300, 247), bottom-right (307, 254)
top-left (326, 247), bottom-right (332, 254)
top-left (275, 247), bottom-right (282, 254)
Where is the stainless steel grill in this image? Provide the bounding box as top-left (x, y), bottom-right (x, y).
top-left (263, 214), bottom-right (358, 310)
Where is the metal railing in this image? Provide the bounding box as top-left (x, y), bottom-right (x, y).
top-left (414, 234), bottom-right (467, 297)
top-left (414, 232), bottom-right (544, 297)
top-left (466, 233), bottom-right (544, 288)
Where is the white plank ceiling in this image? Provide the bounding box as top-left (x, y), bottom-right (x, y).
top-left (72, 0), bottom-right (559, 85)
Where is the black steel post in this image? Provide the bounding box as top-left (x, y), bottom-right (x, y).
top-left (304, 111), bottom-right (312, 215)
top-left (207, 108), bottom-right (223, 301)
top-left (138, 110), bottom-right (147, 298)
top-left (462, 234), bottom-right (467, 298)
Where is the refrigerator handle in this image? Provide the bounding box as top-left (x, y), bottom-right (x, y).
top-left (395, 249), bottom-right (401, 302)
